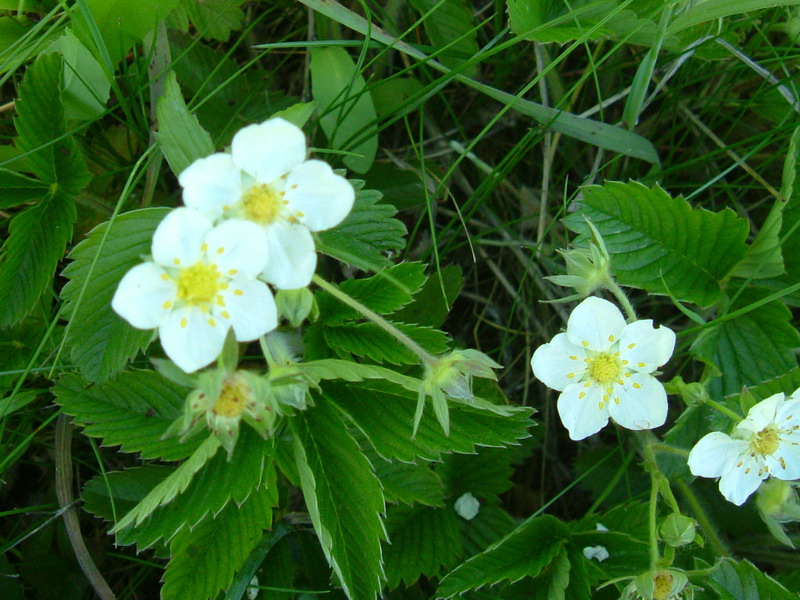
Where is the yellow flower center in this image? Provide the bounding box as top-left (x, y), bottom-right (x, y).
top-left (754, 426), bottom-right (780, 456)
top-left (176, 263), bottom-right (221, 305)
top-left (653, 572), bottom-right (673, 600)
top-left (213, 377), bottom-right (252, 418)
top-left (241, 183), bottom-right (282, 225)
top-left (587, 352), bottom-right (621, 384)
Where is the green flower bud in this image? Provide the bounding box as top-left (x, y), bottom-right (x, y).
top-left (659, 513), bottom-right (697, 547)
top-left (756, 479), bottom-right (800, 548)
top-left (547, 219), bottom-right (612, 300)
top-left (623, 570), bottom-right (691, 600)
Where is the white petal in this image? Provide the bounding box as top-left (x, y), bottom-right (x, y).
top-left (618, 320), bottom-right (676, 374)
top-left (231, 118), bottom-right (306, 183)
top-left (774, 397), bottom-right (800, 428)
top-left (204, 219), bottom-right (269, 278)
top-left (160, 307), bottom-right (228, 373)
top-left (152, 208), bottom-right (213, 268)
top-left (688, 432), bottom-right (746, 478)
top-left (178, 153), bottom-right (243, 220)
top-left (112, 262), bottom-right (176, 329)
top-left (772, 443), bottom-right (800, 480)
top-left (608, 373), bottom-right (668, 431)
top-left (738, 393), bottom-right (784, 435)
top-left (530, 333), bottom-right (587, 392)
top-left (718, 455), bottom-right (764, 506)
top-left (220, 280), bottom-right (278, 341)
top-left (566, 296), bottom-right (626, 352)
top-left (284, 160), bottom-right (355, 231)
top-left (557, 383), bottom-right (609, 440)
top-left (260, 222), bottom-right (317, 289)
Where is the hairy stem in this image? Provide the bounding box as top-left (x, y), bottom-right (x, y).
top-left (675, 479), bottom-right (730, 558)
top-left (606, 278), bottom-right (637, 322)
top-left (705, 398), bottom-right (743, 422)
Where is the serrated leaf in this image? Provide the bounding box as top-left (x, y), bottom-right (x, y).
top-left (317, 262), bottom-right (427, 322)
top-left (14, 52), bottom-right (90, 191)
top-left (669, 0), bottom-right (800, 35)
top-left (0, 168), bottom-right (49, 209)
top-left (694, 290), bottom-right (800, 397)
top-left (707, 557), bottom-right (799, 600)
top-left (570, 531), bottom-right (649, 581)
top-left (749, 367), bottom-right (800, 402)
top-left (436, 514), bottom-right (570, 598)
top-left (731, 197), bottom-right (785, 279)
top-left (112, 436), bottom-right (221, 532)
top-left (323, 321), bottom-right (450, 365)
top-left (409, 0), bottom-right (479, 77)
top-left (374, 459), bottom-right (446, 507)
top-left (298, 358), bottom-right (423, 394)
top-left (393, 264), bottom-right (463, 327)
top-left (61, 208), bottom-right (170, 382)
top-left (439, 448), bottom-right (515, 498)
top-left (459, 505), bottom-right (515, 558)
top-left (162, 484), bottom-right (275, 600)
top-left (54, 370), bottom-right (199, 461)
top-left (82, 465), bottom-right (175, 523)
top-left (184, 0), bottom-right (246, 42)
top-left (776, 125), bottom-right (800, 304)
top-left (529, 548), bottom-right (571, 600)
top-left (114, 431), bottom-right (273, 549)
top-left (156, 71), bottom-right (215, 176)
top-left (564, 181), bottom-right (749, 306)
top-left (383, 503), bottom-right (463, 589)
top-left (564, 546), bottom-right (591, 600)
top-left (48, 28), bottom-right (110, 120)
top-left (328, 380), bottom-right (533, 463)
top-left (311, 46), bottom-right (378, 173)
top-left (0, 191), bottom-right (76, 326)
top-left (316, 182), bottom-right (406, 272)
top-left (291, 396), bottom-right (385, 600)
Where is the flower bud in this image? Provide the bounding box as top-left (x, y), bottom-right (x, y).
top-left (756, 479), bottom-right (800, 548)
top-left (622, 570), bottom-right (691, 600)
top-left (546, 219), bottom-right (612, 300)
top-left (659, 513), bottom-right (697, 547)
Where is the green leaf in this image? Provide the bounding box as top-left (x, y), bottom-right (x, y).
top-left (564, 181), bottom-right (749, 306)
top-left (459, 505), bottom-right (516, 558)
top-left (731, 196), bottom-right (785, 279)
top-left (374, 459), bottom-right (446, 507)
top-left (71, 0), bottom-right (180, 68)
top-left (14, 52), bottom-right (90, 192)
top-left (156, 71), bottom-right (215, 177)
top-left (316, 182), bottom-right (407, 272)
top-left (323, 321), bottom-right (450, 365)
top-left (82, 465), bottom-right (174, 523)
top-left (311, 46), bottom-right (378, 174)
top-left (184, 0), bottom-right (246, 42)
top-left (393, 265), bottom-right (463, 327)
top-left (383, 503), bottom-right (463, 589)
top-left (439, 448), bottom-right (516, 499)
top-left (61, 208), bottom-right (170, 382)
top-left (48, 29), bottom-right (110, 120)
top-left (436, 514), bottom-right (570, 598)
top-left (328, 381), bottom-right (533, 463)
top-left (162, 484), bottom-right (276, 600)
top-left (695, 290), bottom-right (800, 397)
top-left (775, 125), bottom-right (800, 304)
top-left (707, 557), bottom-right (800, 600)
top-left (291, 396), bottom-right (386, 600)
top-left (0, 191), bottom-right (76, 326)
top-left (749, 367), bottom-right (800, 402)
top-left (112, 436), bottom-right (221, 532)
top-left (298, 358), bottom-right (423, 395)
top-left (0, 168), bottom-right (50, 209)
top-left (409, 0), bottom-right (479, 77)
top-left (669, 0), bottom-right (800, 34)
top-left (53, 370), bottom-right (199, 461)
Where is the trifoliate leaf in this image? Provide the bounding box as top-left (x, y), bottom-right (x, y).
top-left (54, 370), bottom-right (199, 461)
top-left (291, 396), bottom-right (386, 600)
top-left (564, 181), bottom-right (749, 306)
top-left (323, 321), bottom-right (450, 365)
top-left (61, 208), bottom-right (170, 382)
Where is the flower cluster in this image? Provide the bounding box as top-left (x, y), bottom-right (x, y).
top-left (113, 118), bottom-right (354, 373)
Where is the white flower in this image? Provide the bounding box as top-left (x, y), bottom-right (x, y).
top-left (582, 545), bottom-right (609, 562)
top-left (178, 117), bottom-right (355, 290)
top-left (687, 391), bottom-right (800, 506)
top-left (530, 296), bottom-right (676, 440)
top-left (112, 208), bottom-right (278, 373)
top-left (454, 492), bottom-right (480, 520)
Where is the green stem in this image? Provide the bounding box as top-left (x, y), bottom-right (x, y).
top-left (675, 479), bottom-right (730, 558)
top-left (606, 278), bottom-right (637, 322)
top-left (639, 435), bottom-right (661, 568)
top-left (705, 398), bottom-right (742, 422)
top-left (312, 274), bottom-right (437, 366)
top-left (651, 443), bottom-right (690, 458)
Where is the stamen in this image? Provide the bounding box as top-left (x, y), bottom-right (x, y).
top-left (201, 243), bottom-right (208, 252)
top-left (162, 301), bottom-right (172, 309)
top-left (173, 258), bottom-right (181, 265)
top-left (180, 318), bottom-right (188, 328)
top-left (208, 318), bottom-right (216, 327)
top-left (608, 334), bottom-right (614, 342)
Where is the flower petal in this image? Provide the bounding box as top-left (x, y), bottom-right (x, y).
top-left (178, 153), bottom-right (242, 220)
top-left (160, 307), bottom-right (228, 373)
top-left (557, 383), bottom-right (609, 440)
top-left (738, 392), bottom-right (784, 435)
top-left (565, 296), bottom-right (626, 352)
top-left (112, 262), bottom-right (176, 329)
top-left (774, 397), bottom-right (800, 430)
top-left (608, 373), bottom-right (668, 431)
top-left (284, 160), bottom-right (355, 231)
top-left (718, 455), bottom-right (764, 506)
top-left (231, 118), bottom-right (306, 184)
top-left (152, 208), bottom-right (213, 268)
top-left (260, 222), bottom-right (317, 289)
top-left (772, 443), bottom-right (800, 480)
top-left (687, 432), bottom-right (746, 478)
top-left (531, 333), bottom-right (587, 392)
top-left (204, 219), bottom-right (269, 278)
top-left (618, 320), bottom-right (676, 373)
top-left (219, 280), bottom-right (278, 341)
